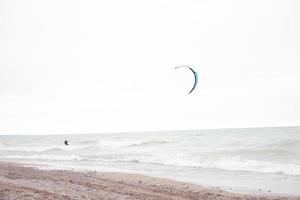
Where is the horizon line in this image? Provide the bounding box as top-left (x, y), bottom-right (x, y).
top-left (0, 125), bottom-right (299, 136)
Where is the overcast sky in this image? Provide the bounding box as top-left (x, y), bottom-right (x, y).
top-left (1, 0), bottom-right (300, 135)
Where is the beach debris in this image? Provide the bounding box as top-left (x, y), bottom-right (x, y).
top-left (174, 65), bottom-right (198, 94)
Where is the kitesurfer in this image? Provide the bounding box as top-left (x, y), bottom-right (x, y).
top-left (64, 140), bottom-right (69, 146)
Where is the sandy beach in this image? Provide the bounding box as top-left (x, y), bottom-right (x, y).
top-left (0, 161), bottom-right (299, 200)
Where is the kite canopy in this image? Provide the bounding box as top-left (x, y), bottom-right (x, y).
top-left (174, 65), bottom-right (198, 94)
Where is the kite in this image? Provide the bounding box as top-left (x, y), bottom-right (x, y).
top-left (174, 65), bottom-right (198, 94)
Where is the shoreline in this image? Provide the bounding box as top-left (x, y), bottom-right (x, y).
top-left (0, 161), bottom-right (299, 200)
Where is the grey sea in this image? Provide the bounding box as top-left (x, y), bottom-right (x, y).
top-left (1, 126), bottom-right (300, 196)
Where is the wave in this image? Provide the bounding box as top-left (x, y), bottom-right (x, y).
top-left (207, 157), bottom-right (300, 175)
top-left (88, 154), bottom-right (300, 176)
top-left (2, 152), bottom-right (300, 175)
top-left (128, 140), bottom-right (171, 147)
top-left (97, 139), bottom-right (171, 147)
top-left (0, 154), bottom-right (81, 161)
top-left (265, 138), bottom-right (300, 148)
top-left (0, 144), bottom-right (90, 153)
top-left (201, 148), bottom-right (299, 159)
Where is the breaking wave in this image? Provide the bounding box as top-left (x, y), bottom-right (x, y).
top-left (97, 139), bottom-right (171, 147)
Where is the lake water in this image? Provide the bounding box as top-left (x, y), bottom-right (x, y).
top-left (1, 126), bottom-right (300, 196)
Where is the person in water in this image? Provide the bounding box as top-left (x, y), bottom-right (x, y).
top-left (64, 140), bottom-right (69, 145)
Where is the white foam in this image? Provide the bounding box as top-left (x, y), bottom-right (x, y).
top-left (0, 154), bottom-right (81, 161)
top-left (93, 153), bottom-right (300, 176)
top-left (0, 144), bottom-right (89, 152)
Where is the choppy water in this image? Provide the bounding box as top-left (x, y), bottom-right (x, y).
top-left (1, 127), bottom-right (300, 195)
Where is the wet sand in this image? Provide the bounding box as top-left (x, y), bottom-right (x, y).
top-left (0, 161), bottom-right (299, 200)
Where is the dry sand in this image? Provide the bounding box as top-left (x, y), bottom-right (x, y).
top-left (0, 161), bottom-right (299, 200)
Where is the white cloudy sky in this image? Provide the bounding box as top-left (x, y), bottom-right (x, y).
top-left (1, 0), bottom-right (300, 134)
